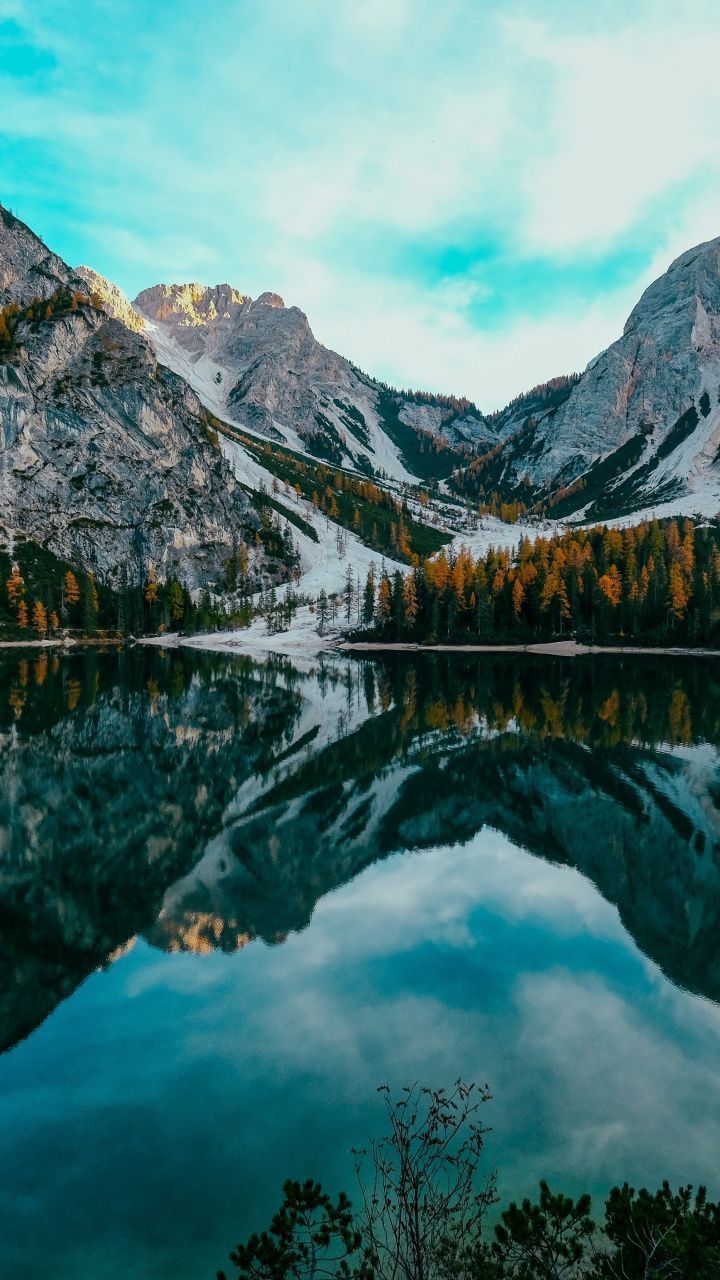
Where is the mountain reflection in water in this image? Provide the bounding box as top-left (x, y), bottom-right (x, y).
top-left (1, 647), bottom-right (720, 1056)
top-left (2, 646), bottom-right (720, 1280)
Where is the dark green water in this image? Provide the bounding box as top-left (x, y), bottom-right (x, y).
top-left (1, 646), bottom-right (719, 1278)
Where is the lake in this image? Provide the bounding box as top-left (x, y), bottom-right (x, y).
top-left (1, 646), bottom-right (719, 1278)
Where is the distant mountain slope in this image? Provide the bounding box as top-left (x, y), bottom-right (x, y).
top-left (0, 207), bottom-right (290, 589)
top-left (135, 281), bottom-right (495, 481)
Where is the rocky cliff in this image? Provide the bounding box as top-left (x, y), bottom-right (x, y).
top-left (0, 206), bottom-right (85, 307)
top-left (489, 238), bottom-right (720, 516)
top-left (0, 207), bottom-right (287, 588)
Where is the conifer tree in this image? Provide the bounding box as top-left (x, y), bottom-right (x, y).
top-left (31, 600), bottom-right (48, 635)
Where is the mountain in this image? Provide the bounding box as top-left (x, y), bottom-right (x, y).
top-left (0, 206), bottom-right (86, 307)
top-left (134, 281), bottom-right (495, 480)
top-left (0, 207), bottom-right (291, 589)
top-left (128, 237), bottom-right (720, 520)
top-left (4, 199), bottom-right (720, 604)
top-left (483, 238), bottom-right (720, 519)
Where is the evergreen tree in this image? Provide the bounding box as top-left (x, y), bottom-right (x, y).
top-left (317, 588), bottom-right (329, 635)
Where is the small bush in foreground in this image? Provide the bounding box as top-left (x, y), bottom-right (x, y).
top-left (217, 1082), bottom-right (719, 1280)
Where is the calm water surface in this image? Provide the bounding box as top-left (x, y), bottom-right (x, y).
top-left (1, 647), bottom-right (719, 1278)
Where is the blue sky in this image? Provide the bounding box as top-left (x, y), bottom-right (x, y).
top-left (2, 0), bottom-right (720, 408)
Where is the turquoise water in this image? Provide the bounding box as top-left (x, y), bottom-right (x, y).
top-left (0, 648), bottom-right (719, 1278)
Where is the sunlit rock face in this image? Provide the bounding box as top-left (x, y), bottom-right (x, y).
top-left (0, 207), bottom-right (286, 588)
top-left (74, 265), bottom-right (146, 333)
top-left (135, 282), bottom-right (249, 349)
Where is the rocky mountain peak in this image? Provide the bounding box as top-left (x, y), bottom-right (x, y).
top-left (622, 234), bottom-right (720, 337)
top-left (74, 264), bottom-right (145, 332)
top-left (254, 291), bottom-right (285, 309)
top-left (134, 281), bottom-right (248, 329)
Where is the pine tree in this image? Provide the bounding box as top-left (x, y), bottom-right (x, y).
top-left (343, 565), bottom-right (355, 624)
top-left (6, 562), bottom-right (24, 605)
top-left (144, 567), bottom-right (159, 604)
top-left (168, 579), bottom-right (185, 624)
top-left (32, 600), bottom-right (48, 635)
top-left (63, 570), bottom-right (81, 608)
top-left (363, 564), bottom-right (376, 626)
top-left (317, 588), bottom-right (329, 635)
top-left (377, 574), bottom-right (392, 629)
top-left (84, 574), bottom-right (98, 633)
top-left (402, 572), bottom-right (418, 627)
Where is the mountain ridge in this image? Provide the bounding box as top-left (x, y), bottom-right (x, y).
top-left (4, 200), bottom-right (720, 603)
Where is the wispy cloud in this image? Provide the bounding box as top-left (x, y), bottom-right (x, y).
top-left (2, 0), bottom-right (720, 406)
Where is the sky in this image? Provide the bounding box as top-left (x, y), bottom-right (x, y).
top-left (2, 0), bottom-right (720, 409)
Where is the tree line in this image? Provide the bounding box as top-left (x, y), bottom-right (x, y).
top-left (357, 517), bottom-right (720, 646)
top-left (0, 540), bottom-right (254, 641)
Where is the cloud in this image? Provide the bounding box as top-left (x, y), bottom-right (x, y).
top-left (506, 14), bottom-right (720, 256)
top-left (3, 0), bottom-right (720, 404)
top-left (269, 248), bottom-right (641, 407)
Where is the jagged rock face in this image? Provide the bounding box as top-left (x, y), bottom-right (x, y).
top-left (136, 281), bottom-right (494, 478)
top-left (0, 207), bottom-right (85, 307)
top-left (0, 210), bottom-right (284, 588)
top-left (0, 307), bottom-right (264, 586)
top-left (135, 281), bottom-right (248, 355)
top-left (496, 237), bottom-right (720, 514)
top-left (74, 264), bottom-right (145, 333)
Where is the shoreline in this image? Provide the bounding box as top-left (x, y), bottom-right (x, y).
top-left (0, 638), bottom-right (70, 650)
top-left (7, 632), bottom-right (716, 661)
top-left (338, 639), bottom-right (720, 658)
top-left (0, 637), bottom-right (123, 650)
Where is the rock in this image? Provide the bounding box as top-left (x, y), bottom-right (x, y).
top-left (0, 206), bottom-right (85, 307)
top-left (0, 207), bottom-right (286, 589)
top-left (74, 264), bottom-right (146, 332)
top-left (136, 280), bottom-right (494, 479)
top-left (493, 236), bottom-right (720, 515)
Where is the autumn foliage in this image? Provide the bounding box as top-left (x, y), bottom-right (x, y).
top-left (363, 517), bottom-right (720, 645)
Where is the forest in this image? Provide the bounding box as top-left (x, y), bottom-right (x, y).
top-left (360, 517), bottom-right (720, 646)
top-left (0, 539), bottom-right (254, 641)
top-left (211, 416), bottom-right (450, 561)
